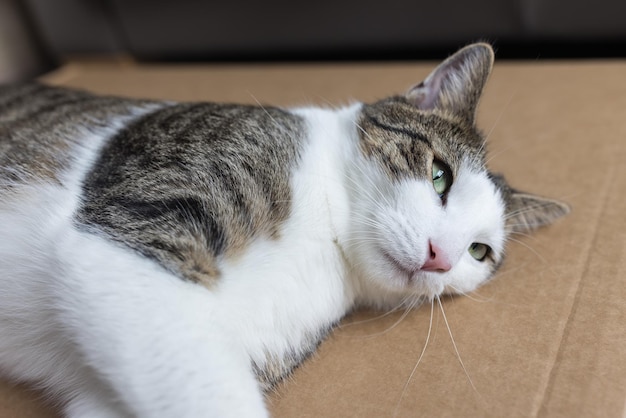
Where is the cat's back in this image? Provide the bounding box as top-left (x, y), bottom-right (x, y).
top-left (0, 83), bottom-right (153, 187)
top-left (0, 83), bottom-right (312, 288)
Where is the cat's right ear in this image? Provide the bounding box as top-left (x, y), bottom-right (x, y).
top-left (505, 191), bottom-right (570, 233)
top-left (406, 43), bottom-right (494, 121)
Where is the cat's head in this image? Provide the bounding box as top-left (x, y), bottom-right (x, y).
top-left (347, 43), bottom-right (569, 306)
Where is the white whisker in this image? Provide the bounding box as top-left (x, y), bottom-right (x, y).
top-left (437, 296), bottom-right (482, 400)
top-left (353, 296), bottom-right (419, 339)
top-left (392, 299), bottom-right (434, 417)
top-left (339, 304), bottom-right (406, 329)
top-left (507, 237), bottom-right (547, 264)
top-left (447, 285), bottom-right (495, 303)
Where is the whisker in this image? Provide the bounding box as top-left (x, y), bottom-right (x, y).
top-left (312, 94), bottom-right (337, 108)
top-left (349, 156), bottom-right (394, 209)
top-left (483, 145), bottom-right (514, 168)
top-left (504, 199), bottom-right (568, 221)
top-left (484, 90), bottom-right (517, 144)
top-left (505, 230), bottom-right (541, 241)
top-left (339, 305), bottom-right (405, 329)
top-left (353, 296), bottom-right (419, 339)
top-left (247, 92), bottom-right (291, 137)
top-left (469, 90), bottom-right (517, 169)
top-left (437, 296), bottom-right (483, 400)
top-left (447, 284), bottom-right (495, 304)
top-left (506, 237), bottom-right (547, 264)
top-left (392, 299), bottom-right (434, 417)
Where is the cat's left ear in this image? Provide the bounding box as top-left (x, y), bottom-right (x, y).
top-left (505, 191), bottom-right (570, 233)
top-left (406, 43), bottom-right (494, 121)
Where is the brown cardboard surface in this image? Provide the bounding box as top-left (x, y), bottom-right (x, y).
top-left (1, 58), bottom-right (625, 417)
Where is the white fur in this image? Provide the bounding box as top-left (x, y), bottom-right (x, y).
top-left (347, 156), bottom-right (506, 304)
top-left (0, 104), bottom-right (506, 417)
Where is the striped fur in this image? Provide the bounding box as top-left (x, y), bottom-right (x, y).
top-left (0, 83), bottom-right (156, 186)
top-left (76, 102), bottom-right (305, 287)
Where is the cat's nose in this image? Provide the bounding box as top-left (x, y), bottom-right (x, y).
top-left (421, 241), bottom-right (452, 272)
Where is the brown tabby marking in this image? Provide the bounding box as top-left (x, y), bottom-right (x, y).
top-left (76, 102), bottom-right (306, 287)
top-left (0, 83), bottom-right (153, 186)
top-left (0, 84), bottom-right (307, 289)
top-left (358, 97), bottom-right (486, 181)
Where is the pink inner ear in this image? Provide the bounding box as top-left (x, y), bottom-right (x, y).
top-left (408, 70), bottom-right (446, 111)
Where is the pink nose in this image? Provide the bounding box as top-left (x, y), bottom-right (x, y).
top-left (421, 241), bottom-right (452, 272)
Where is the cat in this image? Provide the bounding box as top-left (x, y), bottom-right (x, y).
top-left (0, 43), bottom-right (568, 417)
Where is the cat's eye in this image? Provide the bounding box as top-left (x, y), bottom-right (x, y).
top-left (468, 242), bottom-right (490, 261)
top-left (432, 160), bottom-right (451, 197)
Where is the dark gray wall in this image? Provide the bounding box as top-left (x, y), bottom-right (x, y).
top-left (3, 0), bottom-right (626, 82)
top-left (0, 0), bottom-right (51, 82)
top-left (21, 0), bottom-right (626, 60)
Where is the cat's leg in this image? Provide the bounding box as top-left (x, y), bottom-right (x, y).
top-left (54, 228), bottom-right (268, 418)
top-left (0, 326), bottom-right (130, 418)
top-left (49, 361), bottom-right (136, 418)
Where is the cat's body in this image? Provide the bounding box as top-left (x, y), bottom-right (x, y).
top-left (0, 44), bottom-right (568, 417)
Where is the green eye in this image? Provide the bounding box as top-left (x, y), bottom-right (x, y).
top-left (432, 160), bottom-right (451, 196)
top-left (469, 243), bottom-right (490, 261)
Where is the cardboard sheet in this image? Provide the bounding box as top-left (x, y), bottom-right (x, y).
top-left (1, 58), bottom-right (625, 417)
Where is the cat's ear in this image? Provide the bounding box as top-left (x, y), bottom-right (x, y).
top-left (505, 191), bottom-right (570, 233)
top-left (406, 43), bottom-right (494, 120)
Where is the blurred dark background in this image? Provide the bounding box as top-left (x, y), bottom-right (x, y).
top-left (2, 0), bottom-right (626, 82)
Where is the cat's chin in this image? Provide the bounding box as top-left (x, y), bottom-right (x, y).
top-left (379, 256), bottom-right (448, 299)
top-left (411, 272), bottom-right (447, 298)
top-left (359, 270), bottom-right (447, 307)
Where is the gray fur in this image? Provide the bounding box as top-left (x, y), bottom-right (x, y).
top-left (358, 96), bottom-right (485, 181)
top-left (0, 83), bottom-right (153, 186)
top-left (489, 173), bottom-right (570, 233)
top-left (76, 102), bottom-right (305, 288)
top-left (357, 45), bottom-right (493, 183)
top-left (252, 324), bottom-right (335, 391)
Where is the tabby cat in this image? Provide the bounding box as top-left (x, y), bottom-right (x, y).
top-left (0, 43), bottom-right (568, 417)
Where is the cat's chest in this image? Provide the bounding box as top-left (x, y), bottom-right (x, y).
top-left (212, 136), bottom-right (357, 387)
top-left (214, 223), bottom-right (353, 388)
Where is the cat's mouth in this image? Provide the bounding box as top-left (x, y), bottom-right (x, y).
top-left (380, 249), bottom-right (448, 297)
top-left (382, 249), bottom-right (449, 274)
top-left (381, 250), bottom-right (441, 280)
top-left (381, 250), bottom-right (418, 278)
